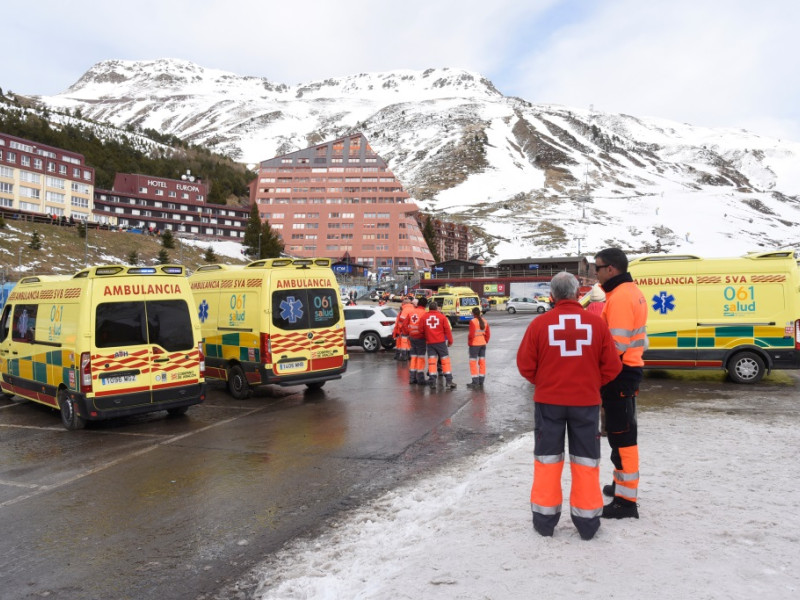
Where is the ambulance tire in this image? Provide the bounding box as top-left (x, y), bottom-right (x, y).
top-left (727, 351), bottom-right (765, 384)
top-left (227, 365), bottom-right (252, 399)
top-left (448, 317), bottom-right (457, 328)
top-left (58, 389), bottom-right (86, 431)
top-left (306, 381), bottom-right (325, 390)
top-left (167, 406), bottom-right (189, 417)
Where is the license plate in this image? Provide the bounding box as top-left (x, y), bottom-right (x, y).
top-left (277, 360), bottom-right (306, 373)
top-left (102, 375), bottom-right (137, 385)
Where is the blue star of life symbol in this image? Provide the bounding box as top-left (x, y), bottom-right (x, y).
top-left (652, 291), bottom-right (676, 315)
top-left (198, 299), bottom-right (209, 323)
top-left (280, 296), bottom-right (304, 324)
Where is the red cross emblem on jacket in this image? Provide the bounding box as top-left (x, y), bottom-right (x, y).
top-left (548, 314), bottom-right (592, 356)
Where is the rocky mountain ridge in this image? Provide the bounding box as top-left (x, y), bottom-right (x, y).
top-left (28, 58), bottom-right (800, 260)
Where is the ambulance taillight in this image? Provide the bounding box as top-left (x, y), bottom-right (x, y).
top-left (198, 342), bottom-right (206, 377)
top-left (260, 333), bottom-right (272, 364)
top-left (80, 352), bottom-right (92, 393)
top-left (795, 320), bottom-right (800, 349)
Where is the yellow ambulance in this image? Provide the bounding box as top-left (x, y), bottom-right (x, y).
top-left (431, 286), bottom-right (481, 327)
top-left (189, 258), bottom-right (347, 398)
top-left (0, 265), bottom-right (206, 430)
top-left (629, 249), bottom-right (800, 383)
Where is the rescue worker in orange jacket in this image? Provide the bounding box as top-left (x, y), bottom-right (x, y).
top-left (467, 306), bottom-right (490, 389)
top-left (421, 301), bottom-right (456, 390)
top-left (392, 297), bottom-right (414, 361)
top-left (594, 247), bottom-right (648, 519)
top-left (517, 272), bottom-right (622, 540)
top-left (404, 297), bottom-right (429, 385)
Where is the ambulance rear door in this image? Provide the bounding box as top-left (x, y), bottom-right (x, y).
top-left (269, 286), bottom-right (345, 378)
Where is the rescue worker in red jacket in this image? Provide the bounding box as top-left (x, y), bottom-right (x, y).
top-left (392, 296), bottom-right (414, 361)
top-left (421, 301), bottom-right (456, 389)
top-left (517, 272), bottom-right (621, 540)
top-left (594, 247), bottom-right (648, 519)
top-left (404, 297), bottom-right (429, 385)
top-left (467, 306), bottom-right (490, 389)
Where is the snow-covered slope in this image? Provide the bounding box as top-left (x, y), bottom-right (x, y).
top-left (37, 58), bottom-right (800, 261)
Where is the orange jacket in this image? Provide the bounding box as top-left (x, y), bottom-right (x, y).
top-left (601, 276), bottom-right (647, 368)
top-left (468, 316), bottom-right (491, 346)
top-left (393, 302), bottom-right (414, 337)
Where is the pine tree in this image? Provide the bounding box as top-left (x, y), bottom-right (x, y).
top-left (203, 246), bottom-right (217, 263)
top-left (76, 221), bottom-right (86, 239)
top-left (243, 204), bottom-right (262, 259)
top-left (29, 230), bottom-right (43, 250)
top-left (261, 220), bottom-right (284, 259)
top-left (161, 228), bottom-right (176, 249)
top-left (127, 250), bottom-right (138, 265)
top-left (422, 216), bottom-right (440, 263)
top-left (157, 249), bottom-right (170, 264)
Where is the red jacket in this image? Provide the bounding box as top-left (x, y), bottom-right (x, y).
top-left (516, 299), bottom-right (621, 406)
top-left (421, 309), bottom-right (453, 345)
top-left (404, 305), bottom-right (428, 339)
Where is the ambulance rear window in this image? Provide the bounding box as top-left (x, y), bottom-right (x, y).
top-left (271, 288), bottom-right (340, 331)
top-left (96, 300), bottom-right (193, 351)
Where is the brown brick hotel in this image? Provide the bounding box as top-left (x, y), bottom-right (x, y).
top-left (251, 134), bottom-right (434, 271)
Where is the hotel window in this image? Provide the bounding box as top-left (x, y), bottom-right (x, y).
top-left (34, 158), bottom-right (43, 170)
top-left (281, 158), bottom-right (293, 164)
top-left (139, 187), bottom-right (147, 193)
top-left (182, 193), bottom-right (189, 199)
top-left (21, 155), bottom-right (31, 167)
top-left (47, 162), bottom-right (55, 172)
top-left (72, 182), bottom-right (90, 195)
top-left (84, 170), bottom-right (91, 180)
top-left (0, 197), bottom-right (12, 207)
top-left (0, 166), bottom-right (12, 178)
top-left (46, 191), bottom-right (65, 203)
top-left (342, 213), bottom-right (354, 219)
top-left (73, 167), bottom-right (81, 178)
top-left (155, 189), bottom-right (164, 196)
top-left (72, 197), bottom-right (89, 208)
top-left (50, 207), bottom-right (64, 217)
top-left (59, 165), bottom-right (67, 174)
top-left (20, 186), bottom-right (40, 199)
top-left (20, 201), bottom-right (39, 211)
top-left (20, 171), bottom-right (40, 184)
top-left (0, 182), bottom-right (13, 194)
top-left (169, 191), bottom-right (176, 198)
top-left (6, 152), bottom-right (15, 163)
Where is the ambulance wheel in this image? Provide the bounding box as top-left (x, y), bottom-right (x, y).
top-left (360, 332), bottom-right (381, 353)
top-left (448, 317), bottom-right (457, 328)
top-left (306, 381), bottom-right (325, 390)
top-left (58, 389), bottom-right (86, 431)
top-left (167, 406), bottom-right (189, 417)
top-left (727, 351), bottom-right (765, 384)
top-left (227, 365), bottom-right (252, 399)
top-left (507, 306), bottom-right (517, 314)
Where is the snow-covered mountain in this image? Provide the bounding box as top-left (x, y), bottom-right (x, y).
top-left (36, 58), bottom-right (800, 261)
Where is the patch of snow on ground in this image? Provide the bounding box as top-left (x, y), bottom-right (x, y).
top-left (250, 408), bottom-right (799, 600)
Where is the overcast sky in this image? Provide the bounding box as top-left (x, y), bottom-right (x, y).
top-left (4, 0), bottom-right (799, 141)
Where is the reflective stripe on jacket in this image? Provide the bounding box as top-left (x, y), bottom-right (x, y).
top-left (468, 318), bottom-right (490, 346)
top-left (602, 276), bottom-right (647, 368)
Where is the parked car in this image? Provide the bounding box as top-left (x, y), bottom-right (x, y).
top-left (506, 297), bottom-right (551, 314)
top-left (344, 306), bottom-right (398, 352)
top-left (480, 298), bottom-right (491, 314)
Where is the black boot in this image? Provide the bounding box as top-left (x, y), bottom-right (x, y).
top-left (603, 483), bottom-right (615, 497)
top-left (602, 498), bottom-right (639, 519)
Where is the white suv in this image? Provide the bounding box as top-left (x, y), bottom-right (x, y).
top-left (343, 306), bottom-right (398, 352)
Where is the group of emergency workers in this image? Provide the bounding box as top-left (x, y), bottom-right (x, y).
top-left (390, 295), bottom-right (491, 390)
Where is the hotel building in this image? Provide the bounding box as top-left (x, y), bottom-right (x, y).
top-left (93, 173), bottom-right (249, 238)
top-left (251, 133), bottom-right (434, 272)
top-left (0, 132), bottom-right (94, 221)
